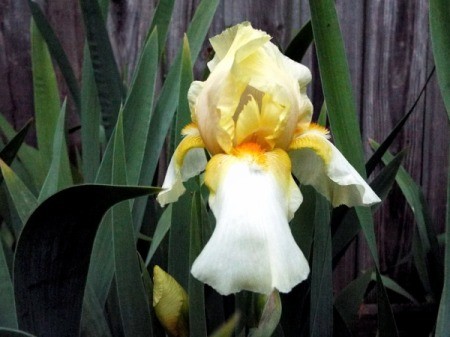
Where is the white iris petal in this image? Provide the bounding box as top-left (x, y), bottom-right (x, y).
top-left (157, 148), bottom-right (207, 207)
top-left (191, 158), bottom-right (309, 295)
top-left (291, 140), bottom-right (381, 207)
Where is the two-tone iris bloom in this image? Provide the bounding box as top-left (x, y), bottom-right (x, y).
top-left (157, 22), bottom-right (380, 295)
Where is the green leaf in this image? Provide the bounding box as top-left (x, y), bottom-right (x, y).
top-left (148, 0), bottom-right (175, 59)
top-left (80, 45), bottom-right (102, 183)
top-left (80, 284), bottom-right (113, 337)
top-left (308, 0), bottom-right (381, 272)
top-left (290, 185), bottom-right (316, 261)
top-left (27, 0), bottom-right (81, 111)
top-left (435, 146), bottom-right (450, 336)
top-left (168, 191), bottom-right (192, 290)
top-left (144, 205), bottom-right (172, 265)
top-left (375, 271), bottom-right (398, 336)
top-left (310, 194), bottom-right (332, 337)
top-left (111, 113), bottom-right (153, 337)
top-left (371, 141), bottom-right (442, 299)
top-left (188, 191), bottom-right (207, 337)
top-left (333, 150), bottom-right (406, 264)
top-left (79, 0), bottom-right (123, 139)
top-left (334, 270), bottom-right (372, 333)
top-left (365, 69), bottom-right (435, 176)
top-left (430, 0), bottom-right (450, 119)
top-left (371, 274), bottom-right (419, 305)
top-left (308, 3), bottom-right (399, 333)
top-left (0, 161), bottom-right (38, 227)
top-left (31, 18), bottom-right (60, 168)
top-left (308, 0), bottom-right (364, 172)
top-left (38, 100), bottom-right (73, 202)
top-left (249, 291), bottom-right (282, 337)
top-left (122, 29), bottom-right (159, 186)
top-left (138, 0), bottom-right (220, 187)
top-left (13, 184), bottom-right (158, 336)
top-left (0, 116), bottom-right (45, 191)
top-left (168, 36), bottom-right (195, 291)
top-left (0, 328), bottom-right (36, 337)
top-left (284, 20), bottom-right (313, 62)
top-left (0, 119), bottom-right (33, 172)
top-left (0, 238), bottom-right (17, 329)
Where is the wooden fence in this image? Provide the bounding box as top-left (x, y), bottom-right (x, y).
top-left (0, 0), bottom-right (448, 295)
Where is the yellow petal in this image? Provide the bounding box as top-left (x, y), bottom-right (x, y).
top-left (208, 22), bottom-right (270, 71)
top-left (235, 94), bottom-right (261, 145)
top-left (153, 266), bottom-right (189, 337)
top-left (233, 43), bottom-right (313, 149)
top-left (289, 123), bottom-right (332, 165)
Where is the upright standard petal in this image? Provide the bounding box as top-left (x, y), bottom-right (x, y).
top-left (289, 126), bottom-right (381, 207)
top-left (157, 125), bottom-right (207, 207)
top-left (191, 146), bottom-right (309, 295)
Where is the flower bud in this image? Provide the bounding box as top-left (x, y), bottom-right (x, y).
top-left (153, 265), bottom-right (189, 337)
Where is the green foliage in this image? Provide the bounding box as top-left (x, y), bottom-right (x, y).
top-left (0, 0), bottom-right (447, 336)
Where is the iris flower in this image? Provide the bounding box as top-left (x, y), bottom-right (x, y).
top-left (157, 22), bottom-right (380, 295)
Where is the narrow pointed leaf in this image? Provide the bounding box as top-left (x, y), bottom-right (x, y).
top-left (79, 0), bottom-right (123, 138)
top-left (31, 18), bottom-right (60, 168)
top-left (0, 328), bottom-right (36, 337)
top-left (284, 20), bottom-right (313, 62)
top-left (148, 0), bottom-right (175, 59)
top-left (308, 3), bottom-right (398, 334)
top-left (138, 0), bottom-right (220, 186)
top-left (168, 36), bottom-right (195, 290)
top-left (145, 205), bottom-right (172, 266)
top-left (0, 119), bottom-right (32, 170)
top-left (310, 194), bottom-right (332, 337)
top-left (0, 161), bottom-right (38, 226)
top-left (38, 101), bottom-right (73, 202)
top-left (430, 0), bottom-right (450, 119)
top-left (0, 113), bottom-right (45, 190)
top-left (334, 270), bottom-right (372, 333)
top-left (371, 274), bottom-right (419, 305)
top-left (80, 46), bottom-right (102, 183)
top-left (189, 191), bottom-right (207, 337)
top-left (13, 184), bottom-right (158, 337)
top-left (365, 69), bottom-right (435, 176)
top-left (371, 141), bottom-right (442, 298)
top-left (0, 238), bottom-right (17, 329)
top-left (123, 29), bottom-right (159, 186)
top-left (435, 147), bottom-right (450, 335)
top-left (111, 114), bottom-right (153, 337)
top-left (27, 0), bottom-right (80, 110)
top-left (333, 150), bottom-right (406, 263)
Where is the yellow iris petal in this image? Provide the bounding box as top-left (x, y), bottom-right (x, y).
top-left (289, 123), bottom-right (332, 165)
top-left (208, 22), bottom-right (270, 70)
top-left (235, 95), bottom-right (261, 146)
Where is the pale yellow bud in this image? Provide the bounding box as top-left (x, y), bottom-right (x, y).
top-left (153, 265), bottom-right (189, 337)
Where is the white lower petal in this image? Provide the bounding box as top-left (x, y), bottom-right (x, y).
top-left (191, 158), bottom-right (309, 295)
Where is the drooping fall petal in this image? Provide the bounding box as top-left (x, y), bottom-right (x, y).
top-left (157, 125), bottom-right (207, 207)
top-left (191, 147), bottom-right (308, 295)
top-left (289, 126), bottom-right (380, 207)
